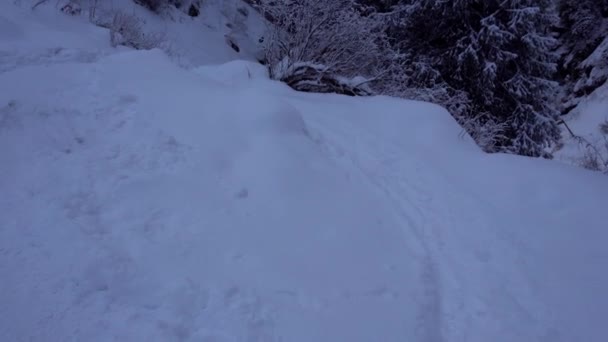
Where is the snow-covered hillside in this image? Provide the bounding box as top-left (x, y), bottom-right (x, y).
top-left (1, 2), bottom-right (608, 342)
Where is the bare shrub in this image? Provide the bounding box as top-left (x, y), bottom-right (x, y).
top-left (574, 135), bottom-right (608, 173)
top-left (257, 0), bottom-right (391, 95)
top-left (580, 149), bottom-right (603, 171)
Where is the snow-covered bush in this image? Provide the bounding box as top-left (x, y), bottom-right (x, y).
top-left (109, 11), bottom-right (165, 50)
top-left (255, 0), bottom-right (391, 95)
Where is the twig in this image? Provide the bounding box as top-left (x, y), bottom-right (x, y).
top-left (31, 0), bottom-right (49, 10)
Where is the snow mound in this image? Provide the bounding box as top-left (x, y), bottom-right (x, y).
top-left (193, 59), bottom-right (269, 85)
top-left (235, 93), bottom-right (308, 140)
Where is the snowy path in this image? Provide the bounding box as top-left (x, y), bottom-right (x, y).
top-left (294, 97), bottom-right (551, 342)
top-left (302, 113), bottom-right (448, 341)
top-left (295, 91), bottom-right (608, 342)
top-left (0, 49), bottom-right (447, 341)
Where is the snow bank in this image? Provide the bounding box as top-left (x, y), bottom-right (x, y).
top-left (192, 59), bottom-right (269, 85)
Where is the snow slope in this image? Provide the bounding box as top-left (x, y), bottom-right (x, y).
top-left (2, 2), bottom-right (608, 342)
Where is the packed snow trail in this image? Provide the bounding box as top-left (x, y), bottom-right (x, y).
top-left (292, 92), bottom-right (608, 342)
top-left (2, 3), bottom-right (608, 342)
top-left (0, 50), bottom-right (439, 341)
top-left (288, 95), bottom-right (553, 341)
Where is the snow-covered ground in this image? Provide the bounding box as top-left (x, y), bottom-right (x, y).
top-left (2, 1), bottom-right (608, 341)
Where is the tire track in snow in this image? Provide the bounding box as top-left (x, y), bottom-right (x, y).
top-left (305, 119), bottom-right (447, 342)
top-left (305, 113), bottom-right (552, 342)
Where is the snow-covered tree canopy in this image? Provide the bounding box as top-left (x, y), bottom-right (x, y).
top-left (383, 0), bottom-right (561, 157)
top-left (557, 0), bottom-right (608, 113)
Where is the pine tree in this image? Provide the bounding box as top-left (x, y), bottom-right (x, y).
top-left (559, 0), bottom-right (607, 43)
top-left (557, 0), bottom-right (608, 112)
top-left (400, 0), bottom-right (561, 157)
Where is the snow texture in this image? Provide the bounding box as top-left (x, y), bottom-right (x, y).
top-left (1, 2), bottom-right (608, 342)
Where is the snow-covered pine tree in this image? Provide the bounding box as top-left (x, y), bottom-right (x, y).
top-left (557, 0), bottom-right (608, 113)
top-left (399, 0), bottom-right (561, 157)
top-left (559, 0), bottom-right (607, 50)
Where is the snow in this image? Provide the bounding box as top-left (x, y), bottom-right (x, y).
top-left (2, 2), bottom-right (608, 342)
top-left (192, 59), bottom-right (269, 85)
